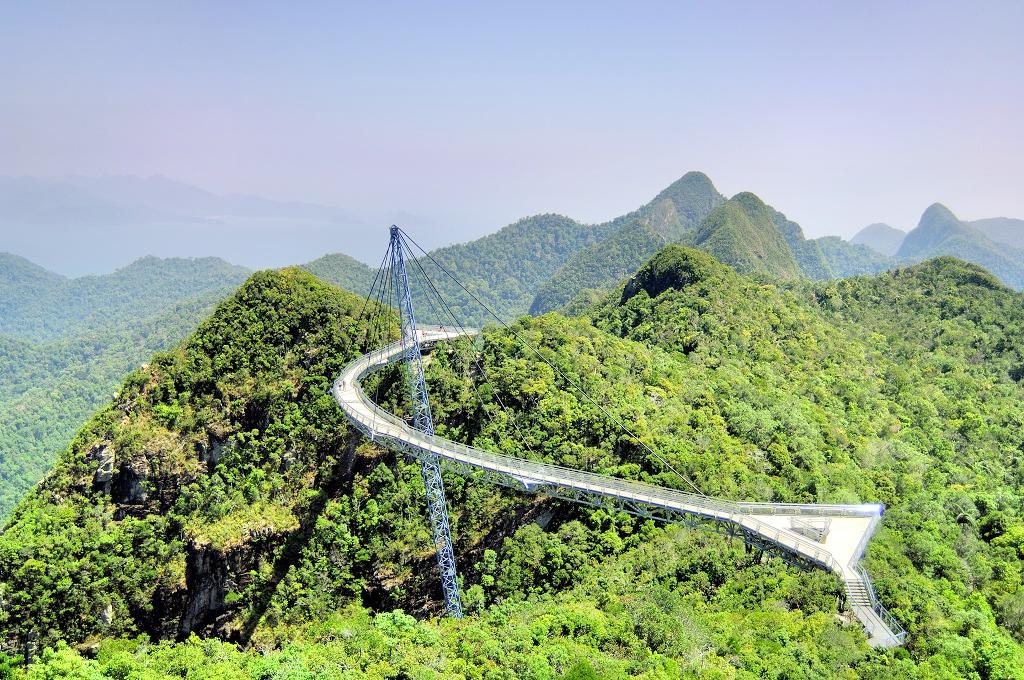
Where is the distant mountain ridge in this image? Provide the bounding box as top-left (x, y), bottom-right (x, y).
top-left (531, 174), bottom-right (894, 314)
top-left (971, 217), bottom-right (1024, 250)
top-left (894, 203), bottom-right (1024, 289)
top-left (0, 175), bottom-right (363, 275)
top-left (0, 254), bottom-right (250, 342)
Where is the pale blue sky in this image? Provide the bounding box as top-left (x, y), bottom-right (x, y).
top-left (1, 1), bottom-right (1022, 267)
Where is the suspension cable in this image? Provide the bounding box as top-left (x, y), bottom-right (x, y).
top-left (400, 237), bottom-right (540, 461)
top-left (356, 246), bottom-right (393, 334)
top-left (400, 236), bottom-right (541, 461)
top-left (371, 247), bottom-right (396, 435)
top-left (397, 227), bottom-right (708, 499)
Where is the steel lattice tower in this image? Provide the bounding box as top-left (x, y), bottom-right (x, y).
top-left (389, 225), bottom-right (464, 617)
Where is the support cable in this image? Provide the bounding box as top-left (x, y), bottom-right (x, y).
top-left (398, 228), bottom-right (708, 499)
top-left (400, 237), bottom-right (540, 462)
top-left (371, 247), bottom-right (396, 437)
top-left (401, 240), bottom-right (514, 442)
top-left (356, 246), bottom-right (393, 334)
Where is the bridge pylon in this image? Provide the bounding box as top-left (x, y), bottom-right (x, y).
top-left (388, 225), bottom-right (464, 618)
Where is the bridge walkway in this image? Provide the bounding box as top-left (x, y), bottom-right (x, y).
top-left (333, 327), bottom-right (906, 647)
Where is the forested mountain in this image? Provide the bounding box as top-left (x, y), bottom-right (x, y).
top-left (0, 256), bottom-right (249, 521)
top-left (3, 250), bottom-right (1024, 677)
top-left (850, 223), bottom-right (906, 256)
top-left (897, 203), bottom-right (1024, 289)
top-left (418, 213), bottom-right (612, 322)
top-left (971, 217), bottom-right (1024, 250)
top-left (691, 192), bottom-right (804, 279)
top-left (0, 252), bottom-right (64, 293)
top-left (301, 251), bottom-right (377, 296)
top-left (529, 172), bottom-right (725, 313)
top-left (532, 183), bottom-right (893, 314)
top-left (0, 254), bottom-right (66, 335)
top-left (309, 213), bottom-right (613, 325)
top-left (528, 183), bottom-right (1024, 316)
top-left (0, 255), bottom-right (249, 342)
top-left (529, 220), bottom-right (667, 314)
top-left (816, 236), bottom-right (899, 278)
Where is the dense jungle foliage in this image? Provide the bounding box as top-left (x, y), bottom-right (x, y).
top-left (2, 246), bottom-right (1024, 678)
top-left (0, 293), bottom-right (233, 520)
top-left (0, 255), bottom-right (248, 343)
top-left (0, 256), bottom-right (248, 520)
top-left (815, 236), bottom-right (898, 278)
top-left (528, 222), bottom-right (669, 315)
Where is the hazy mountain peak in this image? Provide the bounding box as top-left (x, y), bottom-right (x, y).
top-left (897, 203), bottom-right (969, 258)
top-left (0, 252), bottom-right (65, 285)
top-left (649, 171), bottom-right (725, 228)
top-left (850, 223), bottom-right (906, 256)
top-left (919, 202), bottom-right (960, 229)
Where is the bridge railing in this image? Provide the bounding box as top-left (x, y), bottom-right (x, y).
top-left (843, 513), bottom-right (907, 646)
top-left (338, 333), bottom-right (910, 644)
top-left (337, 341), bottom-right (849, 572)
top-left (737, 502), bottom-right (881, 518)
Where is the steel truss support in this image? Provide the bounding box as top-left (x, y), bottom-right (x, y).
top-left (392, 443), bottom-right (832, 575)
top-left (388, 226), bottom-right (463, 618)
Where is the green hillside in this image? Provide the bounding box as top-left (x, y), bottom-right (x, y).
top-left (772, 205), bottom-right (833, 280)
top-left (0, 255), bottom-right (249, 342)
top-left (529, 172), bottom-right (725, 313)
top-left (0, 291), bottom-right (240, 520)
top-left (637, 170), bottom-right (727, 236)
top-left (0, 256), bottom-right (249, 521)
top-left (301, 251), bottom-right (377, 297)
top-left (0, 253), bottom-right (64, 322)
top-left (898, 204), bottom-right (1024, 289)
top-left (816, 236), bottom-right (899, 278)
top-left (4, 252), bottom-right (1024, 677)
top-left (692, 193), bottom-right (803, 279)
top-left (529, 220), bottom-right (665, 315)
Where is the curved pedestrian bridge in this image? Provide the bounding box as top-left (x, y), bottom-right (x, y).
top-left (333, 327), bottom-right (906, 647)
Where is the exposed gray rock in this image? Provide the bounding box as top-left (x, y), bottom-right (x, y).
top-left (99, 602), bottom-right (114, 627)
top-left (90, 444), bottom-right (115, 493)
top-left (178, 542), bottom-right (228, 639)
top-left (196, 435), bottom-right (227, 471)
top-left (112, 460), bottom-right (148, 506)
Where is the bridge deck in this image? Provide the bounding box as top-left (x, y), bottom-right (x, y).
top-left (332, 327), bottom-right (905, 647)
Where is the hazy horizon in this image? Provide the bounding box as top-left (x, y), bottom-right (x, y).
top-left (3, 2), bottom-right (1022, 274)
